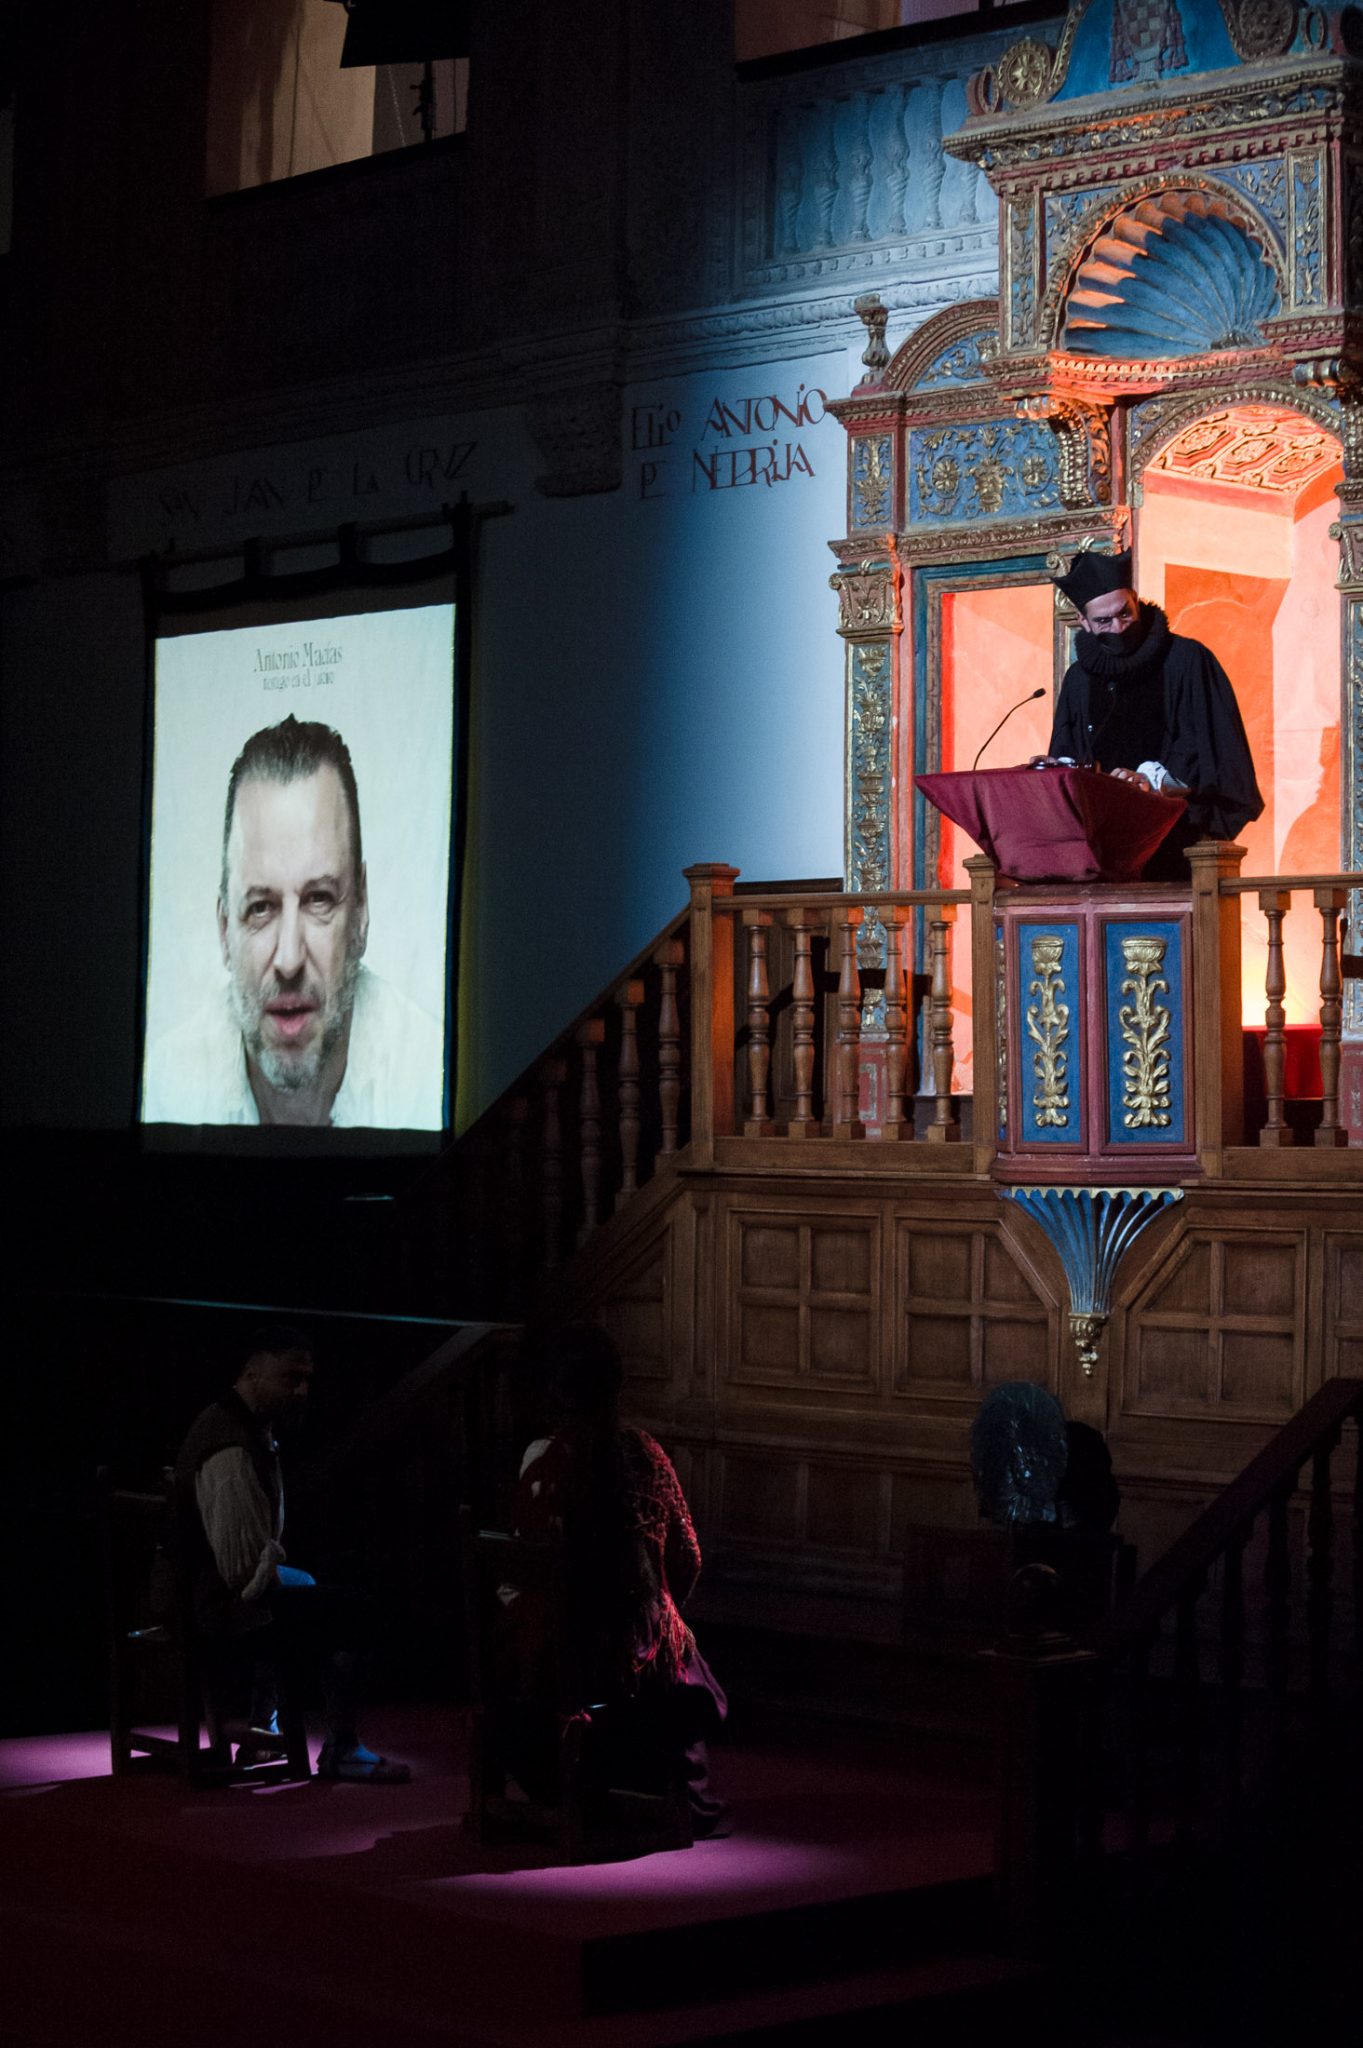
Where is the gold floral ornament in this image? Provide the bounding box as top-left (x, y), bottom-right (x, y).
top-left (1119, 935), bottom-right (1172, 1128)
top-left (854, 438), bottom-right (892, 526)
top-left (931, 455), bottom-right (961, 497)
top-left (1027, 935), bottom-right (1071, 1128)
top-left (974, 455), bottom-right (1006, 515)
top-left (1020, 453), bottom-right (1050, 489)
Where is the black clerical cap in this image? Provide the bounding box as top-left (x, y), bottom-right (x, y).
top-left (1053, 548), bottom-right (1134, 610)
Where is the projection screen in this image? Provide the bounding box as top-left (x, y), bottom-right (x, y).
top-left (140, 596), bottom-right (457, 1142)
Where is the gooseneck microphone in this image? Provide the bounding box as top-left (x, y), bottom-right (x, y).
top-left (972, 687), bottom-right (1046, 772)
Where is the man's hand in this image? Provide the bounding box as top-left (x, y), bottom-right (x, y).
top-left (1109, 766), bottom-right (1153, 793)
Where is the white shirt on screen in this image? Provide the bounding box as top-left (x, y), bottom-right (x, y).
top-left (142, 962), bottom-right (445, 1129)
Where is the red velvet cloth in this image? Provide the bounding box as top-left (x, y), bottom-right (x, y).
top-left (915, 763), bottom-right (1187, 883)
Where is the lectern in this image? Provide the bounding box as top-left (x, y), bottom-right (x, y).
top-left (915, 763), bottom-right (1186, 885)
top-left (918, 764), bottom-right (1201, 1179)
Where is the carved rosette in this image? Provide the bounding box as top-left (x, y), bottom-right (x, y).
top-left (846, 639), bottom-right (892, 895)
top-left (1118, 936), bottom-right (1173, 1128)
top-left (1222, 0), bottom-right (1297, 62)
top-left (1027, 936), bottom-right (1071, 1129)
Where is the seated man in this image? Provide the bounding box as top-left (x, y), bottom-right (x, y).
top-left (1043, 547), bottom-right (1264, 877)
top-left (173, 1323), bottom-right (408, 1781)
top-left (510, 1324), bottom-right (728, 1835)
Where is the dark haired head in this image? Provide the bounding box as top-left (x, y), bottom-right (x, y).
top-left (221, 717), bottom-right (362, 900)
top-left (243, 1321), bottom-right (312, 1365)
top-left (545, 1322), bottom-right (623, 1423)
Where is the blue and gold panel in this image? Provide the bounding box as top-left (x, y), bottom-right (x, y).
top-left (1103, 920), bottom-right (1186, 1148)
top-left (908, 420), bottom-right (1062, 526)
top-left (1019, 921), bottom-right (1083, 1148)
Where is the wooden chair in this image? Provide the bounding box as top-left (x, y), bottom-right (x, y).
top-left (99, 1470), bottom-right (310, 1785)
top-left (459, 1506), bottom-right (693, 1863)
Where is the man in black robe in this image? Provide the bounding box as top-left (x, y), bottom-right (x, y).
top-left (1046, 548), bottom-right (1264, 877)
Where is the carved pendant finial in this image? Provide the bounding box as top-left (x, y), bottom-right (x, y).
top-left (853, 294), bottom-right (890, 383)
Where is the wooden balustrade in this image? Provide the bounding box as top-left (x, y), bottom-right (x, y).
top-left (1223, 869), bottom-right (1362, 1151)
top-left (996, 1378), bottom-right (1363, 1957)
top-left (450, 854), bottom-right (1358, 1310)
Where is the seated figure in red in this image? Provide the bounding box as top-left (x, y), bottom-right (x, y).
top-left (513, 1323), bottom-right (729, 1834)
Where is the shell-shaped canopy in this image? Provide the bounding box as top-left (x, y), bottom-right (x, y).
top-left (1062, 191), bottom-right (1280, 359)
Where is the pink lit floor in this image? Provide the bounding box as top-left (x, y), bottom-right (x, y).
top-left (0, 1708), bottom-right (1001, 2048)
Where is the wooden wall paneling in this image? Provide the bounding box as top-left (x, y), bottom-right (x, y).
top-left (1122, 1226), bottom-right (1306, 1425)
top-left (893, 1209), bottom-right (1057, 1410)
top-left (1324, 1230), bottom-right (1363, 1376)
top-left (724, 1200), bottom-right (882, 1396)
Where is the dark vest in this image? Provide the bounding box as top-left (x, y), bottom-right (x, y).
top-left (173, 1391), bottom-right (282, 1633)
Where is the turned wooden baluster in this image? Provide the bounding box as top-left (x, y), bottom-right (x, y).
top-left (1265, 1485), bottom-right (1291, 1770)
top-left (575, 1018), bottom-right (605, 1246)
top-left (1306, 1435), bottom-right (1339, 1710)
top-left (830, 906), bottom-right (865, 1137)
top-left (615, 979), bottom-right (644, 1208)
top-left (926, 905), bottom-right (960, 1143)
top-left (880, 905), bottom-right (911, 1141)
top-left (654, 939), bottom-right (684, 1157)
top-left (1220, 1532), bottom-right (1246, 1826)
top-left (1173, 1577), bottom-right (1205, 1840)
top-left (784, 908), bottom-right (820, 1137)
top-left (540, 1055), bottom-right (567, 1270)
top-left (743, 911), bottom-right (775, 1136)
top-left (1258, 888), bottom-right (1293, 1147)
top-left (1314, 886), bottom-right (1348, 1147)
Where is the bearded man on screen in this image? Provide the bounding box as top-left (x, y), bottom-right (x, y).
top-left (143, 717), bottom-right (442, 1129)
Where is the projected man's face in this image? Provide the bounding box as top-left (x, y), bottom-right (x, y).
top-left (218, 765), bottom-right (368, 1107)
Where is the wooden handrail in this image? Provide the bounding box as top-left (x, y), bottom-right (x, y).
top-left (1087, 1376), bottom-right (1363, 1658)
top-left (1221, 871), bottom-right (1363, 894)
top-left (714, 888), bottom-right (970, 911)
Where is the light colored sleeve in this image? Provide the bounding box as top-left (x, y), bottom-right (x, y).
top-left (195, 1448), bottom-right (285, 1601)
top-left (1136, 759), bottom-right (1186, 793)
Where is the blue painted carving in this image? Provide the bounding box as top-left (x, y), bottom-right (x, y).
top-left (1103, 920), bottom-right (1187, 1147)
top-left (1064, 193), bottom-right (1279, 356)
top-left (913, 329), bottom-right (997, 390)
top-left (1215, 162), bottom-right (1288, 252)
top-left (746, 61), bottom-right (999, 289)
top-left (1292, 156), bottom-right (1323, 308)
top-left (909, 420), bottom-right (1062, 525)
top-left (1019, 922), bottom-right (1083, 1148)
top-left (1045, 185), bottom-right (1120, 258)
top-left (1001, 1184), bottom-right (1185, 1326)
top-left (851, 434), bottom-right (894, 530)
top-left (1054, 2), bottom-right (1237, 103)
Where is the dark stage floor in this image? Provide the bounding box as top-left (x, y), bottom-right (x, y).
top-left (0, 1707), bottom-right (1004, 2047)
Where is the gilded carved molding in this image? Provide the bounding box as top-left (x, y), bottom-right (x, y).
top-left (1346, 604), bottom-right (1363, 1036)
top-left (1018, 394), bottom-right (1113, 509)
top-left (1027, 936), bottom-right (1072, 1129)
top-left (955, 74), bottom-right (1344, 177)
top-left (1128, 381), bottom-right (1340, 503)
top-left (830, 555), bottom-right (900, 637)
top-left (1118, 936), bottom-right (1174, 1128)
top-left (846, 639), bottom-right (893, 894)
